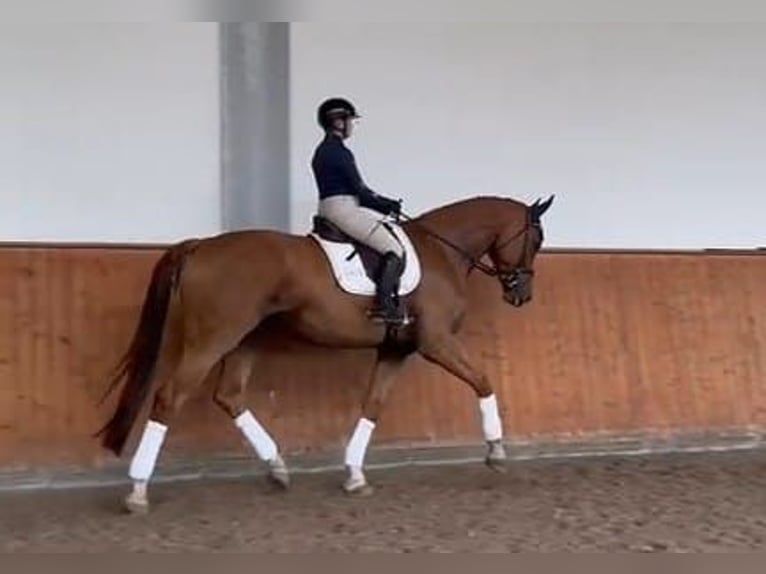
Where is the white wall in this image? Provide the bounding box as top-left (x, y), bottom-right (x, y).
top-left (289, 23), bottom-right (766, 249)
top-left (0, 23), bottom-right (220, 243)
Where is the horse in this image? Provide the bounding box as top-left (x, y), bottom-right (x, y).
top-left (96, 193), bottom-right (555, 514)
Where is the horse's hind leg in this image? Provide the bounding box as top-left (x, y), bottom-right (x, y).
top-left (213, 343), bottom-right (289, 489)
top-left (124, 347), bottom-right (231, 514)
top-left (417, 333), bottom-right (507, 471)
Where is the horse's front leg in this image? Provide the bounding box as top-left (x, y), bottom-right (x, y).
top-left (342, 346), bottom-right (411, 495)
top-left (417, 333), bottom-right (507, 471)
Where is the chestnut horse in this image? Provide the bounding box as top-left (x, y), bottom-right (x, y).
top-left (97, 194), bottom-right (554, 513)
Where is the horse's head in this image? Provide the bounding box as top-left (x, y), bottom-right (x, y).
top-left (486, 195), bottom-right (554, 307)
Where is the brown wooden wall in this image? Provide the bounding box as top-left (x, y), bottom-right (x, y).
top-left (0, 245), bottom-right (765, 473)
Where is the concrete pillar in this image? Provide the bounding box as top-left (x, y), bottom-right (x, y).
top-left (220, 23), bottom-right (290, 232)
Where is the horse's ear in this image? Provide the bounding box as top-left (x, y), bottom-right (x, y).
top-left (531, 194), bottom-right (554, 221)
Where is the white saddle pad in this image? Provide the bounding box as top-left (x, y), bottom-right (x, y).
top-left (309, 223), bottom-right (422, 297)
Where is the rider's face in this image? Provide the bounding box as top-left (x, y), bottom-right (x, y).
top-left (332, 116), bottom-right (355, 139)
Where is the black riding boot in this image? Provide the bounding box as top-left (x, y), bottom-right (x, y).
top-left (368, 252), bottom-right (407, 325)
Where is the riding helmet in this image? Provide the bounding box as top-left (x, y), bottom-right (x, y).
top-left (317, 97), bottom-right (360, 130)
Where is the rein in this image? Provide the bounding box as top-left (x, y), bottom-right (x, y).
top-left (397, 209), bottom-right (533, 278)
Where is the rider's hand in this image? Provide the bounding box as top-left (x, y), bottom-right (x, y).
top-left (388, 198), bottom-right (402, 216)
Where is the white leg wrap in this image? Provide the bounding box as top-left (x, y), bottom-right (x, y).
top-left (479, 394), bottom-right (503, 442)
top-left (344, 417), bottom-right (376, 469)
top-left (128, 420), bottom-right (168, 482)
top-left (235, 409), bottom-right (278, 461)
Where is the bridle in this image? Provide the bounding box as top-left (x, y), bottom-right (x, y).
top-left (396, 207), bottom-right (539, 291)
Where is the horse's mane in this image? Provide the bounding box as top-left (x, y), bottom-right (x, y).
top-left (410, 195), bottom-right (527, 223)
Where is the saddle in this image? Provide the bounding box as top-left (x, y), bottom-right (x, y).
top-left (308, 215), bottom-right (422, 300)
top-left (311, 215), bottom-right (398, 284)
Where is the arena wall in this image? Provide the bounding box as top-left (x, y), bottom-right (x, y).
top-left (0, 23), bottom-right (221, 243)
top-left (1, 245), bottom-right (763, 479)
top-left (289, 23), bottom-right (766, 250)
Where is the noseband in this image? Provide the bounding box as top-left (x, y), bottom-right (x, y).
top-left (475, 217), bottom-right (537, 287)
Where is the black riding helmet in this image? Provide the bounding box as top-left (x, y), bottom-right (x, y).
top-left (317, 97), bottom-right (360, 131)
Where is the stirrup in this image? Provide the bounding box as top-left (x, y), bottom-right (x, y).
top-left (369, 314), bottom-right (411, 327)
top-left (367, 303), bottom-right (411, 326)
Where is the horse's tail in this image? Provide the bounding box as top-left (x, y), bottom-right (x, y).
top-left (95, 240), bottom-right (193, 456)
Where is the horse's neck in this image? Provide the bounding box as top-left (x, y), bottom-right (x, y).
top-left (445, 223), bottom-right (498, 260)
top-left (411, 203), bottom-right (504, 267)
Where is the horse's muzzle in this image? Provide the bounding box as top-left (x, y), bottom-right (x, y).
top-left (500, 268), bottom-right (533, 307)
top-left (504, 290), bottom-right (531, 307)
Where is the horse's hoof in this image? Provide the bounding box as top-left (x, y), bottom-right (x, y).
top-left (266, 457), bottom-right (290, 490)
top-left (342, 477), bottom-right (375, 497)
top-left (345, 483), bottom-right (375, 497)
top-left (485, 458), bottom-right (508, 473)
top-left (124, 494), bottom-right (149, 515)
top-left (484, 440), bottom-right (508, 473)
top-left (267, 469), bottom-right (290, 490)
top-left (485, 455), bottom-right (508, 474)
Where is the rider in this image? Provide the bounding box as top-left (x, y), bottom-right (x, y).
top-left (311, 97), bottom-right (407, 325)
